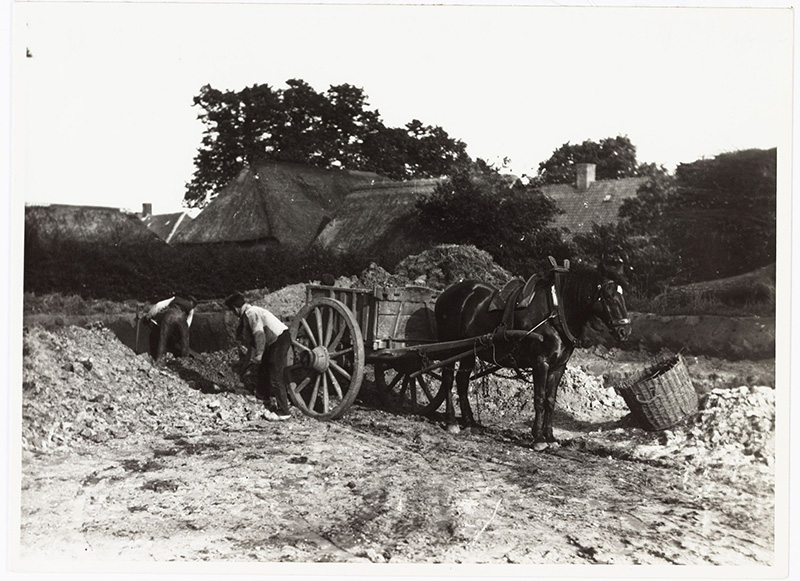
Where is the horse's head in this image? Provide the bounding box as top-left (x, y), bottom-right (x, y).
top-left (594, 260), bottom-right (631, 341)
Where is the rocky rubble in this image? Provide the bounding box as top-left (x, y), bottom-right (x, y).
top-left (685, 385), bottom-right (775, 465)
top-left (21, 325), bottom-right (266, 455)
top-left (566, 384), bottom-right (776, 480)
top-left (21, 318), bottom-right (776, 483)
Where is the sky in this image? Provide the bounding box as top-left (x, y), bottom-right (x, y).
top-left (12, 2), bottom-right (795, 216)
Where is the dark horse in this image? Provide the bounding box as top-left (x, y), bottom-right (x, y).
top-left (434, 259), bottom-right (631, 450)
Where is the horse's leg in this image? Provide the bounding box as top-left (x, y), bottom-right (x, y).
top-left (442, 363), bottom-right (461, 434)
top-left (442, 363), bottom-right (460, 434)
top-left (456, 356), bottom-right (476, 427)
top-left (531, 357), bottom-right (550, 451)
top-left (543, 363), bottom-right (567, 444)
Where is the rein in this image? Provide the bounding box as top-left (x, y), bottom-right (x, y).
top-left (552, 269), bottom-right (580, 345)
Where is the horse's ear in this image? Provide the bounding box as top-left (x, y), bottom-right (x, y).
top-left (548, 256), bottom-right (557, 268)
top-left (563, 259), bottom-right (570, 270)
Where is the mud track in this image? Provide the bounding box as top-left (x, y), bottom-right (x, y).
top-left (20, 400), bottom-right (773, 567)
top-left (17, 325), bottom-right (776, 571)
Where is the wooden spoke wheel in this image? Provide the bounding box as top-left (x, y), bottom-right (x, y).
top-left (375, 357), bottom-right (448, 416)
top-left (287, 298), bottom-right (365, 420)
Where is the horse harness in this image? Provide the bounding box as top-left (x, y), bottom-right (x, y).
top-left (493, 257), bottom-right (626, 348)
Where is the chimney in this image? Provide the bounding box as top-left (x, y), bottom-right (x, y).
top-left (142, 203), bottom-right (152, 217)
top-left (576, 163), bottom-right (596, 191)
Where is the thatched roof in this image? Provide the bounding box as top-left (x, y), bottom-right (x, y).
top-left (540, 176), bottom-right (647, 236)
top-left (141, 212), bottom-right (193, 243)
top-left (172, 162), bottom-right (385, 247)
top-left (314, 178), bottom-right (441, 255)
top-left (25, 204), bottom-right (164, 248)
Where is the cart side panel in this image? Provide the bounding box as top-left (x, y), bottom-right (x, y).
top-left (307, 285), bottom-right (377, 347)
top-left (372, 286), bottom-right (439, 349)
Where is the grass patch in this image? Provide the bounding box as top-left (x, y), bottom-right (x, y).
top-left (628, 291), bottom-right (774, 318)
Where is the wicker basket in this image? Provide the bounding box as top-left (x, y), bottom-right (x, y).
top-left (614, 354), bottom-right (698, 431)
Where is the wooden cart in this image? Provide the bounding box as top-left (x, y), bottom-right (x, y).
top-left (286, 283), bottom-right (535, 419)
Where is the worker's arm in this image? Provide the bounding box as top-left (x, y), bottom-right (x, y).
top-left (244, 310), bottom-right (267, 363)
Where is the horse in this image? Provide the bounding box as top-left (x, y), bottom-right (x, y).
top-left (433, 258), bottom-right (631, 450)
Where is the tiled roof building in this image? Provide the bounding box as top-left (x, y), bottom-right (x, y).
top-left (140, 206), bottom-right (193, 243)
top-left (539, 163), bottom-right (646, 236)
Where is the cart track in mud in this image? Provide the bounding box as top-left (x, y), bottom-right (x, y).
top-left (19, 399), bottom-right (775, 568)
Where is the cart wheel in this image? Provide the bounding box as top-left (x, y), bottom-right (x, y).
top-left (375, 359), bottom-right (447, 416)
top-left (287, 298), bottom-right (365, 420)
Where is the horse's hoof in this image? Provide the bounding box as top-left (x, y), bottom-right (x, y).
top-left (446, 424), bottom-right (461, 435)
top-left (547, 441), bottom-right (561, 449)
top-left (532, 441), bottom-right (548, 452)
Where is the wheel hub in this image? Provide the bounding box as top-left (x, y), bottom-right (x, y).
top-left (308, 345), bottom-right (330, 372)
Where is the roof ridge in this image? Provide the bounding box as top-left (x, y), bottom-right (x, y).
top-left (349, 177), bottom-right (442, 193)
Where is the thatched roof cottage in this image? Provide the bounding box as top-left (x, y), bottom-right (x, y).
top-left (171, 162), bottom-right (385, 248)
top-left (314, 178), bottom-right (442, 257)
top-left (25, 204), bottom-right (164, 249)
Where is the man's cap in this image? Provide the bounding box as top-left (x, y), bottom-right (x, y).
top-left (224, 292), bottom-right (245, 311)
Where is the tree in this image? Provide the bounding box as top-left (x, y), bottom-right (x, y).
top-left (537, 135), bottom-right (639, 185)
top-left (574, 149), bottom-right (777, 293)
top-left (660, 148), bottom-right (776, 282)
top-left (185, 80), bottom-right (470, 207)
top-left (416, 162), bottom-right (570, 274)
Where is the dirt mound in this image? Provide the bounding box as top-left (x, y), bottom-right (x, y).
top-left (462, 364), bottom-right (628, 427)
top-left (457, 353), bottom-right (774, 472)
top-left (686, 385), bottom-right (775, 465)
top-left (244, 283), bottom-right (307, 322)
top-left (395, 245), bottom-right (513, 290)
top-left (21, 326), bottom-right (264, 455)
top-left (569, 384), bottom-right (775, 474)
top-left (22, 320), bottom-right (774, 476)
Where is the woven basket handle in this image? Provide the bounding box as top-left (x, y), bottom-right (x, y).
top-left (634, 392), bottom-right (660, 405)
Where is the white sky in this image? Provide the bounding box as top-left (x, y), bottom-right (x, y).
top-left (12, 2), bottom-right (794, 215)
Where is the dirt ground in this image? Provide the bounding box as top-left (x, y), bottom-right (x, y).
top-left (16, 321), bottom-right (777, 572)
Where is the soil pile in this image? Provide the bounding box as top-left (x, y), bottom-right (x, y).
top-left (21, 326), bottom-right (264, 455)
top-left (395, 244), bottom-right (513, 290)
top-left (21, 321), bottom-right (775, 475)
top-left (568, 384), bottom-right (776, 475)
top-left (686, 386), bottom-right (775, 466)
top-left (461, 364), bottom-right (628, 427)
top-left (244, 283), bottom-right (307, 322)
top-left (318, 245), bottom-right (513, 292)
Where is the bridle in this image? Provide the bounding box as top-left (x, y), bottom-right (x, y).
top-left (551, 272), bottom-right (630, 345)
top-left (595, 279), bottom-right (631, 329)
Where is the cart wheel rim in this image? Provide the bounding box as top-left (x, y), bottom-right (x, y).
top-left (288, 297), bottom-right (364, 420)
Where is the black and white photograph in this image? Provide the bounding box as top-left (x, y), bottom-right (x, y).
top-left (5, 1), bottom-right (795, 578)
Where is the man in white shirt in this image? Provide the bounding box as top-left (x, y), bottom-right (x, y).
top-left (225, 292), bottom-right (292, 421)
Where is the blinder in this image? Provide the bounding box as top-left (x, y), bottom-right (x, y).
top-left (596, 279), bottom-right (631, 328)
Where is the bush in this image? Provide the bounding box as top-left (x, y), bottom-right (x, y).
top-left (23, 239), bottom-right (378, 302)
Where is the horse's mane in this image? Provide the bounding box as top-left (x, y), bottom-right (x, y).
top-left (559, 262), bottom-right (627, 305)
top-left (560, 265), bottom-right (604, 305)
